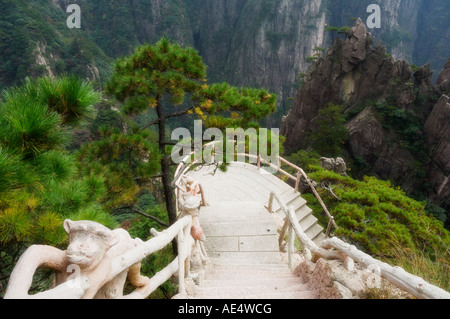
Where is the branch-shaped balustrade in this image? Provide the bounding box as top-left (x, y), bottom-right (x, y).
top-left (4, 215), bottom-right (195, 299)
top-left (267, 191), bottom-right (450, 300)
top-left (172, 139), bottom-right (338, 236)
top-left (6, 139), bottom-right (336, 299)
top-left (170, 141), bottom-right (450, 299)
top-left (267, 191), bottom-right (344, 268)
top-left (254, 154), bottom-right (339, 235)
top-left (110, 215), bottom-right (194, 298)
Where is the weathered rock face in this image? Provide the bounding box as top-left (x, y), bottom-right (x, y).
top-left (52, 0), bottom-right (327, 122)
top-left (319, 157), bottom-right (347, 176)
top-left (281, 18), bottom-right (425, 149)
top-left (281, 19), bottom-right (449, 207)
top-left (6, 0), bottom-right (450, 123)
top-left (191, 0), bottom-right (327, 123)
top-left (424, 95), bottom-right (450, 203)
top-left (345, 108), bottom-right (384, 164)
top-left (345, 106), bottom-right (422, 194)
top-left (341, 19), bottom-right (371, 73)
top-left (436, 58), bottom-right (450, 92)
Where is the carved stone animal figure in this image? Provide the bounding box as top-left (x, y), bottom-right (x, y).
top-left (5, 219), bottom-right (150, 299)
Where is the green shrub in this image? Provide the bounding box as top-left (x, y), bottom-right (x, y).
top-left (0, 77), bottom-right (104, 296)
top-left (309, 102), bottom-right (349, 157)
top-left (304, 166), bottom-right (450, 290)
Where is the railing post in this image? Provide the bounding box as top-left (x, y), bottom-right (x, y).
top-left (326, 217), bottom-right (334, 238)
top-left (177, 225), bottom-right (188, 294)
top-left (279, 218), bottom-right (289, 252)
top-left (295, 172), bottom-right (301, 192)
top-left (257, 154), bottom-right (261, 170)
top-left (288, 224), bottom-right (295, 271)
top-left (267, 192), bottom-right (274, 213)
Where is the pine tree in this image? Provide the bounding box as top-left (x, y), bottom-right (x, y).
top-left (0, 77), bottom-right (112, 295)
top-left (77, 128), bottom-right (161, 210)
top-left (106, 38), bottom-right (277, 228)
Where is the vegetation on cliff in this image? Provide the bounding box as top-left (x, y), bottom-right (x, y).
top-left (0, 76), bottom-right (117, 294)
top-left (0, 38), bottom-right (277, 297)
top-left (282, 18), bottom-right (450, 231)
top-left (286, 151), bottom-right (450, 291)
top-left (1, 1), bottom-right (449, 297)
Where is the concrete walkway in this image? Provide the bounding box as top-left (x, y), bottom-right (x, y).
top-left (181, 162), bottom-right (320, 299)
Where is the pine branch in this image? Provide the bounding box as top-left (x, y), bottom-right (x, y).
top-left (141, 119), bottom-right (159, 130)
top-left (141, 107), bottom-right (194, 130)
top-left (165, 107), bottom-right (194, 119)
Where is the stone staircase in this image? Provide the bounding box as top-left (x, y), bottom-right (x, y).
top-left (269, 190), bottom-right (327, 246)
top-left (185, 201), bottom-right (314, 299)
top-left (200, 201), bottom-right (282, 264)
top-left (189, 264), bottom-right (312, 299)
top-left (186, 162), bottom-right (326, 246)
top-left (173, 160), bottom-right (450, 301)
top-left (178, 162), bottom-right (326, 299)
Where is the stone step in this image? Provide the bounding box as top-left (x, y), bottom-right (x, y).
top-left (274, 197), bottom-right (307, 214)
top-left (182, 162), bottom-right (321, 299)
top-left (270, 191), bottom-right (301, 211)
top-left (305, 223), bottom-right (324, 243)
top-left (190, 290), bottom-right (312, 299)
top-left (274, 202), bottom-right (312, 221)
top-left (295, 205), bottom-right (313, 221)
top-left (207, 252), bottom-right (284, 265)
top-left (200, 201), bottom-right (266, 212)
top-left (204, 235), bottom-right (279, 252)
top-left (201, 211), bottom-right (270, 218)
top-left (209, 263), bottom-right (290, 271)
top-left (201, 267), bottom-right (301, 280)
top-left (199, 172), bottom-right (287, 201)
top-left (201, 221), bottom-right (277, 237)
top-left (278, 188), bottom-right (301, 201)
top-left (298, 214), bottom-right (318, 233)
top-left (286, 195), bottom-right (308, 211)
top-left (313, 232), bottom-right (327, 246)
top-left (205, 269), bottom-right (295, 279)
top-left (230, 163), bottom-right (293, 192)
top-left (238, 235), bottom-right (279, 252)
top-left (190, 285), bottom-right (312, 299)
top-left (198, 278), bottom-right (305, 290)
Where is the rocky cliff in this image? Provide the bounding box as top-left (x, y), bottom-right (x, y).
top-left (424, 93), bottom-right (450, 205)
top-left (4, 0), bottom-right (449, 124)
top-left (325, 0), bottom-right (421, 62)
top-left (181, 0), bottom-right (328, 124)
top-left (206, 0), bottom-right (326, 122)
top-left (281, 18), bottom-right (429, 148)
top-left (281, 19), bottom-right (450, 222)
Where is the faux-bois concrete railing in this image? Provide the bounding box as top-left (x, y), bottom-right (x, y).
top-left (267, 191), bottom-right (450, 300)
top-left (4, 215), bottom-right (196, 299)
top-left (172, 140), bottom-right (338, 236)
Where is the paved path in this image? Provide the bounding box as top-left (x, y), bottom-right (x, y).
top-left (180, 162), bottom-right (320, 299)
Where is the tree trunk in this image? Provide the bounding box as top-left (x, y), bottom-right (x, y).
top-left (156, 100), bottom-right (178, 255)
top-left (161, 156), bottom-right (177, 226)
